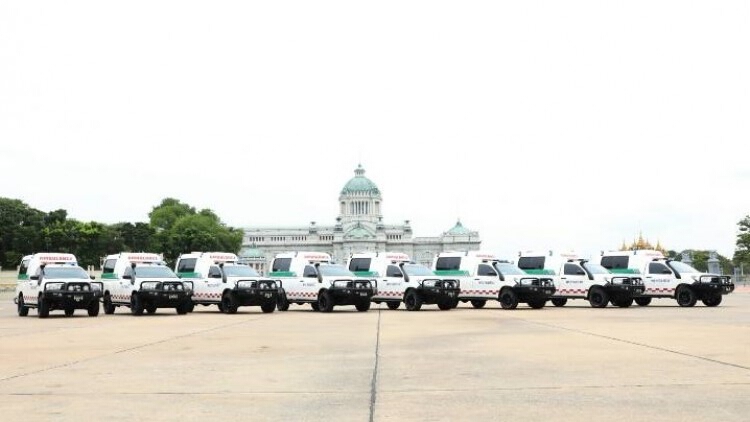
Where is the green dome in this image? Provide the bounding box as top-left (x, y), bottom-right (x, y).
top-left (446, 220), bottom-right (472, 235)
top-left (341, 164), bottom-right (380, 195)
top-left (239, 246), bottom-right (265, 259)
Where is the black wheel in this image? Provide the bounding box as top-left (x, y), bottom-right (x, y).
top-left (87, 300), bottom-right (100, 317)
top-left (437, 300), bottom-right (452, 311)
top-left (527, 299), bottom-right (546, 309)
top-left (470, 300), bottom-right (486, 309)
top-left (588, 287), bottom-right (609, 308)
top-left (355, 301), bottom-right (371, 312)
top-left (176, 301), bottom-right (189, 315)
top-left (261, 302), bottom-right (276, 313)
top-left (130, 293), bottom-right (144, 316)
top-left (635, 297), bottom-right (652, 306)
top-left (222, 291), bottom-right (238, 314)
top-left (38, 298), bottom-right (50, 318)
top-left (451, 298), bottom-right (459, 308)
top-left (499, 289), bottom-right (518, 310)
top-left (318, 291), bottom-right (334, 313)
top-left (404, 290), bottom-right (422, 311)
top-left (103, 294), bottom-right (116, 314)
top-left (146, 305), bottom-right (157, 315)
top-left (217, 302), bottom-right (225, 312)
top-left (277, 291), bottom-right (290, 311)
top-left (386, 301), bottom-right (400, 310)
top-left (551, 298), bottom-right (567, 307)
top-left (17, 295), bottom-right (29, 317)
top-left (702, 294), bottom-right (722, 307)
top-left (64, 308), bottom-right (74, 317)
top-left (311, 302), bottom-right (320, 311)
top-left (186, 302), bottom-right (195, 313)
top-left (676, 285), bottom-right (697, 307)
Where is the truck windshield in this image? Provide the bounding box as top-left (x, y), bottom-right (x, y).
top-left (493, 262), bottom-right (526, 276)
top-left (135, 266), bottom-right (178, 278)
top-left (43, 267), bottom-right (90, 279)
top-left (582, 262), bottom-right (610, 275)
top-left (402, 264), bottom-right (434, 276)
top-left (318, 265), bottom-right (355, 277)
top-left (222, 265), bottom-right (260, 277)
top-left (668, 261), bottom-right (699, 273)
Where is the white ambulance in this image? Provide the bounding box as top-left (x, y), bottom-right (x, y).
top-left (433, 251), bottom-right (555, 310)
top-left (347, 252), bottom-right (459, 311)
top-left (596, 250), bottom-right (734, 307)
top-left (517, 251), bottom-right (645, 308)
top-left (14, 253), bottom-right (102, 318)
top-left (175, 252), bottom-right (278, 313)
top-left (270, 252), bottom-right (374, 312)
top-left (100, 252), bottom-right (193, 315)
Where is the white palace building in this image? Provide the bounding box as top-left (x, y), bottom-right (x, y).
top-left (239, 165), bottom-right (481, 274)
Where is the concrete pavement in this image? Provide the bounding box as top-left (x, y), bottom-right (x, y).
top-left (0, 292), bottom-right (748, 421)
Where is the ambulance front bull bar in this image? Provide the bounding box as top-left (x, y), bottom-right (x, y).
top-left (696, 275), bottom-right (734, 294)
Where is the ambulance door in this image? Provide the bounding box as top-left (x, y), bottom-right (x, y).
top-left (644, 261), bottom-right (675, 296)
top-left (475, 264), bottom-right (500, 299)
top-left (383, 265), bottom-right (405, 300)
top-left (120, 266), bottom-right (135, 303)
top-left (301, 265), bottom-right (320, 301)
top-left (203, 265), bottom-right (224, 302)
top-left (17, 258), bottom-right (32, 303)
top-left (560, 263), bottom-right (588, 298)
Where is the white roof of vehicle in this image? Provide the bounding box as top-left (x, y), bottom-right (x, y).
top-left (351, 252), bottom-right (410, 262)
top-left (29, 253), bottom-right (77, 264)
top-left (275, 251), bottom-right (331, 261)
top-left (601, 249), bottom-right (665, 259)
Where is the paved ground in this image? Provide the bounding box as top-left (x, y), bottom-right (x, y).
top-left (0, 291), bottom-right (749, 422)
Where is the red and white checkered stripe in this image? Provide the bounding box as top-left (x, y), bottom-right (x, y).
top-left (461, 289), bottom-right (498, 296)
top-left (646, 287), bottom-right (674, 293)
top-left (558, 288), bottom-right (587, 295)
top-left (194, 292), bottom-right (222, 300)
top-left (22, 294), bottom-right (37, 304)
top-left (288, 291), bottom-right (318, 299)
top-left (375, 291), bottom-right (402, 298)
top-left (111, 294), bottom-right (131, 302)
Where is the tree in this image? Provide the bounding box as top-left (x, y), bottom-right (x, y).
top-left (677, 249), bottom-right (733, 274)
top-left (155, 210), bottom-right (243, 264)
top-left (0, 198), bottom-right (46, 268)
top-left (148, 198), bottom-right (196, 231)
top-left (734, 215), bottom-right (750, 271)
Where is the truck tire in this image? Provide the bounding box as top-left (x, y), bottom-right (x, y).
top-left (217, 302), bottom-right (225, 313)
top-left (146, 305), bottom-right (157, 314)
top-left (635, 297), bottom-right (652, 306)
top-left (588, 287), bottom-right (609, 308)
top-left (470, 300), bottom-right (486, 309)
top-left (38, 298), bottom-right (50, 318)
top-left (64, 308), bottom-right (75, 317)
top-left (277, 291), bottom-right (290, 311)
top-left (103, 294), bottom-right (116, 314)
top-left (676, 286), bottom-right (697, 307)
top-left (404, 290), bottom-right (423, 311)
top-left (612, 298), bottom-right (633, 308)
top-left (186, 301), bottom-right (195, 313)
top-left (261, 302), bottom-right (276, 313)
top-left (131, 293), bottom-right (144, 316)
top-left (702, 294), bottom-right (722, 307)
top-left (318, 290), bottom-right (334, 313)
top-left (222, 291), bottom-right (238, 314)
top-left (551, 298), bottom-right (567, 307)
top-left (311, 302), bottom-right (320, 311)
top-left (17, 295), bottom-right (29, 317)
top-left (355, 301), bottom-right (370, 312)
top-left (437, 299), bottom-right (452, 311)
top-left (499, 289), bottom-right (518, 310)
top-left (527, 299), bottom-right (546, 309)
top-left (88, 300), bottom-right (100, 317)
top-left (451, 298), bottom-right (460, 308)
top-left (386, 301), bottom-right (400, 310)
top-left (176, 301), bottom-right (190, 315)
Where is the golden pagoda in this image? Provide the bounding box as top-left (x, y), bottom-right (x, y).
top-left (619, 232), bottom-right (668, 255)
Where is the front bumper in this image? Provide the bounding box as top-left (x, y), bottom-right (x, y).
top-left (138, 290), bottom-right (192, 307)
top-left (41, 291), bottom-right (101, 309)
top-left (692, 279), bottom-right (735, 295)
top-left (233, 287), bottom-right (279, 305)
top-left (514, 285), bottom-right (556, 300)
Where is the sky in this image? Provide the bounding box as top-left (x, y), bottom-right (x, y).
top-left (1, 1), bottom-right (748, 260)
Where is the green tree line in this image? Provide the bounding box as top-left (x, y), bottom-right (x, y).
top-left (0, 197), bottom-right (243, 269)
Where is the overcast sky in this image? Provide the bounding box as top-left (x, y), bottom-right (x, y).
top-left (1, 1), bottom-right (748, 260)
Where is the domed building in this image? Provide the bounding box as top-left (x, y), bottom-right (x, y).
top-left (242, 165), bottom-right (481, 273)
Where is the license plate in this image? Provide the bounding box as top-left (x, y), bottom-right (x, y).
top-left (169, 294), bottom-right (178, 299)
top-left (359, 292), bottom-right (368, 297)
top-left (264, 293), bottom-right (272, 298)
top-left (544, 290), bottom-right (552, 294)
top-left (447, 292), bottom-right (455, 297)
top-left (74, 295), bottom-right (83, 301)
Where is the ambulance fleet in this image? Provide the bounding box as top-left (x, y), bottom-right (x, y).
top-left (14, 248), bottom-right (735, 318)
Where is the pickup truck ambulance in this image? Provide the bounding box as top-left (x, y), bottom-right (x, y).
top-left (433, 251), bottom-right (554, 309)
top-left (271, 252), bottom-right (374, 312)
top-left (347, 252), bottom-right (459, 311)
top-left (101, 252), bottom-right (193, 315)
top-left (517, 251), bottom-right (644, 308)
top-left (596, 250), bottom-right (734, 307)
top-left (175, 252), bottom-right (278, 313)
top-left (15, 253), bottom-right (101, 318)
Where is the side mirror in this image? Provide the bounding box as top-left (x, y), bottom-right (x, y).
top-left (90, 275), bottom-right (95, 280)
top-left (123, 274), bottom-right (132, 280)
top-left (30, 275), bottom-right (39, 281)
top-left (498, 273), bottom-right (505, 282)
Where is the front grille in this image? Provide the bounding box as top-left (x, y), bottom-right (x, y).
top-left (66, 283), bottom-right (91, 292)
